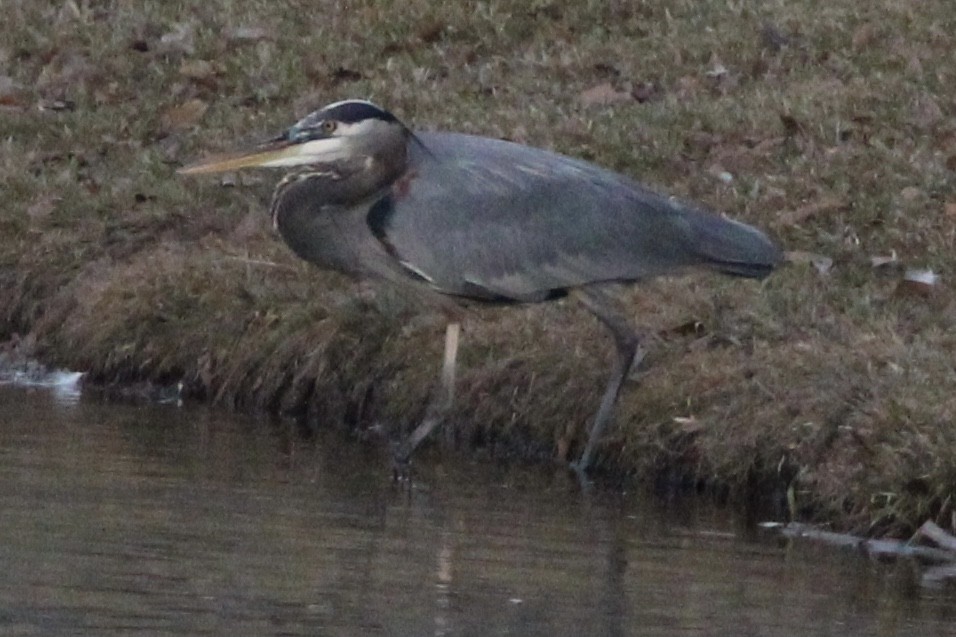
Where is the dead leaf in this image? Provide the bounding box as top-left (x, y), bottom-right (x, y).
top-left (674, 75), bottom-right (701, 100)
top-left (417, 19), bottom-right (445, 43)
top-left (905, 54), bottom-right (924, 77)
top-left (683, 131), bottom-right (719, 157)
top-left (911, 94), bottom-right (943, 130)
top-left (179, 59), bottom-right (218, 81)
top-left (870, 252), bottom-right (899, 269)
top-left (631, 82), bottom-right (658, 103)
top-left (224, 26), bottom-right (272, 42)
top-left (706, 65), bottom-right (728, 80)
top-left (896, 269), bottom-right (939, 297)
top-left (779, 113), bottom-right (803, 137)
top-left (705, 57), bottom-right (728, 78)
top-left (579, 82), bottom-right (633, 107)
top-left (852, 23), bottom-right (878, 51)
top-left (27, 196), bottom-right (59, 220)
top-left (760, 22), bottom-right (790, 51)
top-left (706, 67), bottom-right (738, 94)
top-left (0, 74), bottom-right (19, 95)
top-left (218, 173), bottom-right (240, 187)
top-left (160, 98), bottom-right (207, 132)
top-left (749, 136), bottom-right (786, 156)
top-left (900, 186), bottom-right (923, 201)
top-left (555, 436), bottom-right (570, 462)
top-left (331, 67), bottom-right (363, 83)
top-left (592, 62), bottom-right (621, 79)
top-left (509, 124), bottom-right (529, 145)
top-left (37, 99), bottom-right (76, 112)
top-left (230, 207), bottom-right (268, 241)
top-left (37, 51), bottom-right (97, 94)
top-left (777, 197), bottom-right (846, 227)
top-left (785, 250), bottom-right (833, 275)
top-left (92, 81), bottom-right (127, 106)
top-left (658, 320), bottom-right (707, 340)
top-left (749, 56), bottom-right (770, 79)
top-left (706, 164), bottom-right (733, 183)
top-left (157, 23), bottom-right (196, 55)
top-left (945, 155), bottom-right (956, 172)
top-left (0, 94), bottom-right (27, 110)
top-left (0, 75), bottom-right (26, 111)
top-left (673, 416), bottom-right (704, 435)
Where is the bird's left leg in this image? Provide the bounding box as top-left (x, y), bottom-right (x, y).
top-left (572, 288), bottom-right (646, 477)
top-left (392, 321), bottom-right (461, 473)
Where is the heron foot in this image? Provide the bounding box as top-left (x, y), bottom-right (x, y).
top-left (389, 412), bottom-right (445, 481)
top-left (387, 321), bottom-right (459, 480)
top-left (390, 443), bottom-right (413, 482)
top-left (568, 457), bottom-right (594, 492)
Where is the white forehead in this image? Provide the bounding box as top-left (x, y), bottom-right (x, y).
top-left (322, 98), bottom-right (382, 111)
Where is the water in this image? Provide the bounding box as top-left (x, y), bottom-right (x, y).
top-left (0, 383), bottom-right (954, 636)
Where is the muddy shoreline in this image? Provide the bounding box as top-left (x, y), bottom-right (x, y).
top-left (4, 0), bottom-right (956, 536)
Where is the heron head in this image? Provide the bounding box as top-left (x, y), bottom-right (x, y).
top-left (178, 100), bottom-right (409, 175)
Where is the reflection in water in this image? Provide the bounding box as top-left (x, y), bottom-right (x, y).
top-left (0, 385), bottom-right (954, 636)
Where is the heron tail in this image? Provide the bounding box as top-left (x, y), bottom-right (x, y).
top-left (685, 211), bottom-right (782, 279)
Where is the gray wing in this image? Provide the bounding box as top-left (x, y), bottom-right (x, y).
top-left (375, 132), bottom-right (777, 301)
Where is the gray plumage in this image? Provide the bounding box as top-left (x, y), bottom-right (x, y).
top-left (273, 130), bottom-right (780, 304)
top-left (181, 99), bottom-right (781, 475)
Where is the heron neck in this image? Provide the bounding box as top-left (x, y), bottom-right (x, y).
top-left (271, 127), bottom-right (411, 212)
top-left (358, 137), bottom-right (409, 195)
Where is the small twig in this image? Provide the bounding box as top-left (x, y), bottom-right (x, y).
top-left (913, 520), bottom-right (956, 552)
top-left (864, 538), bottom-right (954, 563)
top-left (766, 521), bottom-right (956, 564)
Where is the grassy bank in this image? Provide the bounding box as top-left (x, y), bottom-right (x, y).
top-left (2, 0), bottom-right (955, 535)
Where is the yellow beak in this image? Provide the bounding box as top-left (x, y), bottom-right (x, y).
top-left (177, 139), bottom-right (298, 175)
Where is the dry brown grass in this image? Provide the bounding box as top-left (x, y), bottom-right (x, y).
top-left (2, 0), bottom-right (956, 534)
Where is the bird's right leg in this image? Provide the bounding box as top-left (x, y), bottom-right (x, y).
top-left (438, 321), bottom-right (460, 408)
top-left (572, 288), bottom-right (645, 478)
top-left (392, 321), bottom-right (460, 475)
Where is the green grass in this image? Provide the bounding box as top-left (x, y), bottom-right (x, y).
top-left (2, 0), bottom-right (956, 535)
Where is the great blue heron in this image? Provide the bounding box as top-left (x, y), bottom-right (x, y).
top-left (180, 99), bottom-right (781, 475)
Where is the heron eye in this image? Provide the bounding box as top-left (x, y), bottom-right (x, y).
top-left (320, 120), bottom-right (338, 134)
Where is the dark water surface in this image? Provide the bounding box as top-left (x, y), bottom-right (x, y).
top-left (0, 384), bottom-right (954, 636)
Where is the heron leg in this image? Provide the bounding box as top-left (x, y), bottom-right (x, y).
top-left (572, 288), bottom-right (645, 477)
top-left (392, 321), bottom-right (461, 475)
top-left (439, 321), bottom-right (460, 408)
